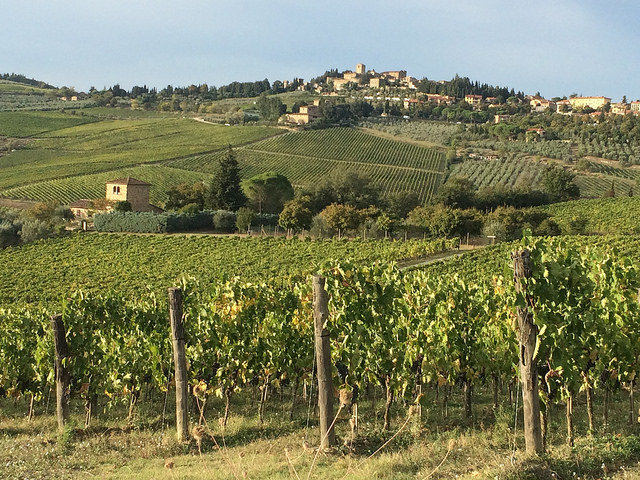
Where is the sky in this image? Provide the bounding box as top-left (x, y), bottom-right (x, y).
top-left (3, 0), bottom-right (639, 101)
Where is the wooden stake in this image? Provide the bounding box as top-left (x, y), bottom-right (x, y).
top-left (313, 275), bottom-right (336, 448)
top-left (169, 287), bottom-right (189, 442)
top-left (512, 249), bottom-right (544, 454)
top-left (51, 314), bottom-right (70, 433)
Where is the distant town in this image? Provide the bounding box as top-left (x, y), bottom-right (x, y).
top-left (280, 63), bottom-right (638, 125)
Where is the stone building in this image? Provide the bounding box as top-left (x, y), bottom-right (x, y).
top-left (286, 100), bottom-right (321, 124)
top-left (568, 96), bottom-right (611, 111)
top-left (105, 177), bottom-right (162, 212)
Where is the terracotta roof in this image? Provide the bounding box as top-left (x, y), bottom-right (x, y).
top-left (106, 177), bottom-right (151, 186)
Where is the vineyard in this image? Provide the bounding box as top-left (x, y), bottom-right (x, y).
top-left (168, 128), bottom-right (447, 202)
top-left (574, 172), bottom-right (637, 198)
top-left (0, 111), bottom-right (95, 137)
top-left (0, 114), bottom-right (280, 192)
top-left (0, 234), bottom-right (456, 307)
top-left (2, 236), bottom-right (640, 478)
top-left (450, 156), bottom-right (547, 190)
top-left (0, 112), bottom-right (450, 206)
top-left (541, 197), bottom-right (640, 234)
top-left (359, 118), bottom-right (461, 147)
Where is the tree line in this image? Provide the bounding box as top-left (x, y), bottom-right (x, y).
top-left (162, 144), bottom-right (582, 240)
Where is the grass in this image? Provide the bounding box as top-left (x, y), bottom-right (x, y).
top-left (2, 382), bottom-right (640, 479)
top-left (0, 110), bottom-right (96, 137)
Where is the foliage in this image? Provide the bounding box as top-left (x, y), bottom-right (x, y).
top-left (255, 93), bottom-right (286, 121)
top-left (435, 175), bottom-right (477, 209)
top-left (384, 191), bottom-right (422, 219)
top-left (165, 182), bottom-right (208, 211)
top-left (319, 203), bottom-right (362, 233)
top-left (235, 207), bottom-right (255, 233)
top-left (542, 165), bottom-right (580, 202)
top-left (242, 172), bottom-right (293, 214)
top-left (212, 211), bottom-right (236, 232)
top-left (278, 196), bottom-right (313, 233)
top-left (406, 204), bottom-right (482, 237)
top-left (113, 200), bottom-right (132, 212)
top-left (207, 146), bottom-right (246, 211)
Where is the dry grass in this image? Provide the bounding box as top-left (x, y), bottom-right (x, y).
top-left (1, 385), bottom-right (640, 479)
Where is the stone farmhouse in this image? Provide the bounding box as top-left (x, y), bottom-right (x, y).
top-left (69, 177), bottom-right (162, 218)
top-left (106, 177), bottom-right (162, 212)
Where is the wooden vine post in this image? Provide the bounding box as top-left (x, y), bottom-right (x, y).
top-left (512, 249), bottom-right (544, 454)
top-left (51, 314), bottom-right (70, 432)
top-left (169, 287), bottom-right (189, 442)
top-left (313, 275), bottom-right (336, 449)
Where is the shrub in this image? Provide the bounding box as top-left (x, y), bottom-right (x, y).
top-left (236, 207), bottom-right (255, 233)
top-left (19, 219), bottom-right (57, 243)
top-left (178, 203), bottom-right (200, 214)
top-left (113, 200), bottom-right (132, 212)
top-left (213, 211), bottom-right (236, 233)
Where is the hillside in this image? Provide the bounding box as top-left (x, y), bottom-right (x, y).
top-left (362, 118), bottom-right (640, 199)
top-left (0, 79), bottom-right (82, 111)
top-left (0, 111), bottom-right (447, 206)
top-left (168, 127), bottom-right (447, 202)
top-left (0, 111), bottom-right (282, 203)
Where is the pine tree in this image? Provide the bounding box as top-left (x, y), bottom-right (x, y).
top-left (207, 145), bottom-right (246, 210)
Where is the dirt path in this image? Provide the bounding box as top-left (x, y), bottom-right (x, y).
top-left (398, 244), bottom-right (481, 270)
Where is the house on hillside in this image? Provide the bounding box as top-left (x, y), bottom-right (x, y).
top-left (494, 114), bottom-right (512, 124)
top-left (68, 177), bottom-right (162, 219)
top-left (568, 96), bottom-right (611, 111)
top-left (464, 94), bottom-right (483, 107)
top-left (69, 199), bottom-right (97, 219)
top-left (611, 103), bottom-right (631, 115)
top-left (528, 95), bottom-right (556, 112)
top-left (286, 100), bottom-right (321, 125)
top-left (105, 177), bottom-right (163, 212)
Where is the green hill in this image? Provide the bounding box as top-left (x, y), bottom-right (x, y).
top-left (0, 112), bottom-right (447, 207)
top-left (168, 127), bottom-right (447, 202)
top-left (0, 112), bottom-right (281, 195)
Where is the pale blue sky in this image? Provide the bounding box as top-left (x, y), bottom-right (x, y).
top-left (2, 0), bottom-right (638, 101)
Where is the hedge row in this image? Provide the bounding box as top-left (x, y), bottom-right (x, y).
top-left (93, 210), bottom-right (278, 233)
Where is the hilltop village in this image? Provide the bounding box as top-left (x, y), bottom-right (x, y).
top-left (281, 63), bottom-right (639, 125)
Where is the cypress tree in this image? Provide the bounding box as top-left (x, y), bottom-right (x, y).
top-left (207, 145), bottom-right (246, 210)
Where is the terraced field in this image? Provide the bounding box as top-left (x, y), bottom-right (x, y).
top-left (168, 128), bottom-right (447, 201)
